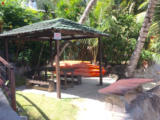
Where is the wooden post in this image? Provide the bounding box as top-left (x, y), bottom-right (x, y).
top-left (98, 37), bottom-right (103, 85)
top-left (48, 39), bottom-right (54, 92)
top-left (55, 40), bottom-right (61, 99)
top-left (50, 39), bottom-right (54, 67)
top-left (5, 39), bottom-right (9, 62)
top-left (10, 67), bottom-right (16, 111)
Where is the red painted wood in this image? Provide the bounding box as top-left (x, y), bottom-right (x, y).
top-left (0, 78), bottom-right (3, 86)
top-left (0, 57), bottom-right (16, 111)
top-left (0, 56), bottom-right (12, 68)
top-left (98, 78), bottom-right (153, 95)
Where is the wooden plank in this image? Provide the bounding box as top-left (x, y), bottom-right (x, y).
top-left (27, 79), bottom-right (49, 85)
top-left (0, 56), bottom-right (12, 69)
top-left (28, 86), bottom-right (50, 92)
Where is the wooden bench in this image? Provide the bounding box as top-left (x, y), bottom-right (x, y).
top-left (60, 74), bottom-right (82, 84)
top-left (26, 67), bottom-right (55, 92)
top-left (26, 67), bottom-right (81, 91)
top-left (26, 79), bottom-right (54, 92)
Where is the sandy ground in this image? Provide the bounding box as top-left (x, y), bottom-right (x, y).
top-left (17, 77), bottom-right (156, 120)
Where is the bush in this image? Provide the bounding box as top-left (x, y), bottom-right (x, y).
top-left (101, 14), bottom-right (141, 65)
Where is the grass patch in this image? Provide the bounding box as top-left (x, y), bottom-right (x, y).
top-left (16, 91), bottom-right (78, 120)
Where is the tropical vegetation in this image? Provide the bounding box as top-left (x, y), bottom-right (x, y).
top-left (0, 0), bottom-right (160, 75)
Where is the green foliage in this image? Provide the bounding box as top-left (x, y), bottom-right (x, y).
top-left (85, 0), bottom-right (141, 65)
top-left (18, 49), bottom-right (32, 66)
top-left (102, 14), bottom-right (139, 64)
top-left (0, 0), bottom-right (43, 30)
top-left (143, 1), bottom-right (160, 64)
top-left (0, 11), bottom-right (3, 22)
top-left (16, 41), bottom-right (51, 68)
top-left (0, 0), bottom-right (48, 68)
top-left (141, 50), bottom-right (152, 61)
top-left (55, 0), bottom-right (86, 21)
top-left (0, 0), bottom-right (153, 68)
top-left (59, 0), bottom-right (143, 65)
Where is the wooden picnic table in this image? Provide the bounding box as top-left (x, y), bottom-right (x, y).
top-left (27, 67), bottom-right (81, 91)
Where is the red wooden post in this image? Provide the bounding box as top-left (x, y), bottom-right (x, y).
top-left (10, 68), bottom-right (16, 111)
top-left (98, 37), bottom-right (103, 85)
top-left (55, 40), bottom-right (61, 99)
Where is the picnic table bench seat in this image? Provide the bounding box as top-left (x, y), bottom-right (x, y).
top-left (26, 67), bottom-right (82, 91)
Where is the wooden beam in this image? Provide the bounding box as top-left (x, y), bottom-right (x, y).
top-left (0, 56), bottom-right (12, 68)
top-left (2, 35), bottom-right (98, 42)
top-left (98, 37), bottom-right (103, 85)
top-left (0, 28), bottom-right (107, 40)
top-left (62, 36), bottom-right (97, 40)
top-left (55, 40), bottom-right (61, 99)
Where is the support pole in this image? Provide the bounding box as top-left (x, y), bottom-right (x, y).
top-left (48, 39), bottom-right (54, 92)
top-left (50, 39), bottom-right (54, 67)
top-left (10, 68), bottom-right (16, 111)
top-left (5, 39), bottom-right (9, 62)
top-left (98, 37), bottom-right (103, 85)
top-left (55, 40), bottom-right (61, 99)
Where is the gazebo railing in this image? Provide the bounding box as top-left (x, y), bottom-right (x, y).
top-left (0, 56), bottom-right (16, 111)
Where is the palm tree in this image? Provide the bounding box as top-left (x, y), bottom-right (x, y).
top-left (57, 0), bottom-right (98, 59)
top-left (79, 0), bottom-right (97, 24)
top-left (125, 0), bottom-right (158, 77)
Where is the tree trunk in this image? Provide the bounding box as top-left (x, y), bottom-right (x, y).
top-left (52, 0), bottom-right (98, 59)
top-left (125, 0), bottom-right (158, 77)
top-left (79, 0), bottom-right (97, 24)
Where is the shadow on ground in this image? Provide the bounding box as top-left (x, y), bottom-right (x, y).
top-left (17, 77), bottom-right (116, 102)
top-left (61, 77), bottom-right (114, 101)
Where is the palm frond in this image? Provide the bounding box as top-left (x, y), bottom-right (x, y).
top-left (138, 0), bottom-right (149, 10)
top-left (152, 52), bottom-right (160, 64)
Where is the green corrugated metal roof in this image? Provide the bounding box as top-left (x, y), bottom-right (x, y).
top-left (0, 18), bottom-right (109, 39)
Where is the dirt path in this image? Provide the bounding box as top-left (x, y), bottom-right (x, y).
top-left (73, 99), bottom-right (110, 120)
top-left (18, 77), bottom-right (129, 120)
top-left (73, 98), bottom-right (129, 120)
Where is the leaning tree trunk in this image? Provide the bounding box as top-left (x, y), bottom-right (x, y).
top-left (79, 0), bottom-right (97, 24)
top-left (125, 0), bottom-right (158, 77)
top-left (52, 0), bottom-right (98, 60)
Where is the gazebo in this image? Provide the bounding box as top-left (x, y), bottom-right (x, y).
top-left (0, 18), bottom-right (109, 99)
